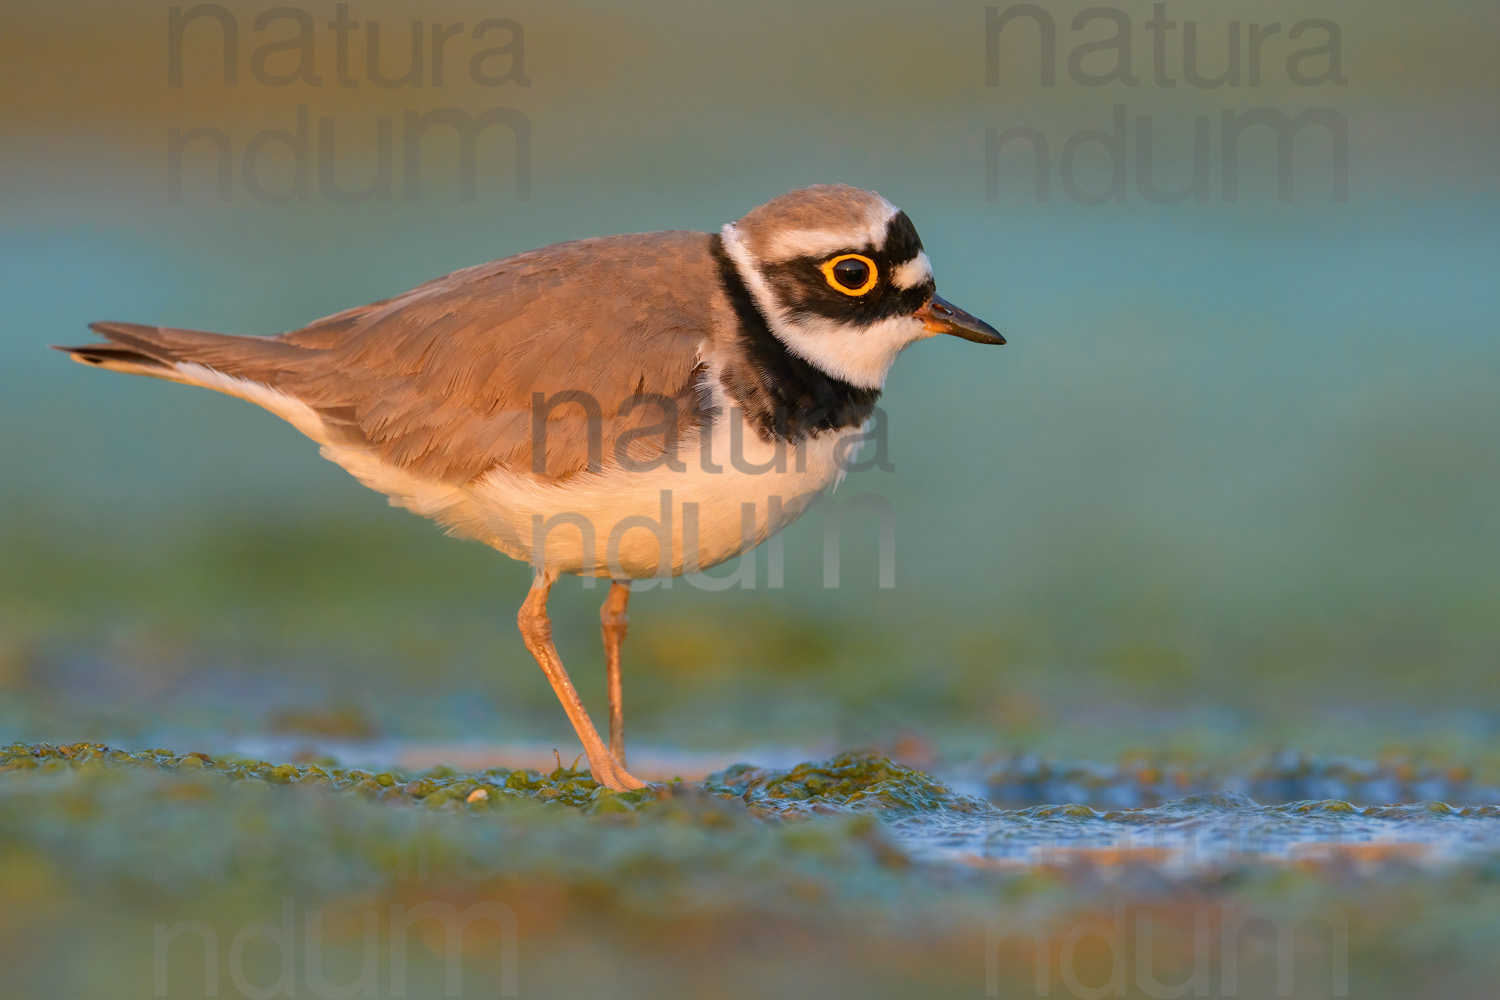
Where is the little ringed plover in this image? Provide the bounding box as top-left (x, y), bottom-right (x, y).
top-left (58, 184), bottom-right (1004, 790)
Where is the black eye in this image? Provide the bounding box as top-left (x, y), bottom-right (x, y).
top-left (821, 253), bottom-right (878, 296)
top-left (832, 257), bottom-right (870, 290)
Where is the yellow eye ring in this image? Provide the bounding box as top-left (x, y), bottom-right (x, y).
top-left (820, 254), bottom-right (878, 296)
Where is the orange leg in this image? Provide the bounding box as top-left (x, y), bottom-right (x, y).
top-left (516, 572), bottom-right (643, 791)
top-left (600, 580), bottom-right (631, 766)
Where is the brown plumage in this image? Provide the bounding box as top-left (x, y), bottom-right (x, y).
top-left (61, 231), bottom-right (726, 483)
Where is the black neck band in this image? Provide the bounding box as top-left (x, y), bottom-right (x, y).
top-left (708, 232), bottom-right (881, 442)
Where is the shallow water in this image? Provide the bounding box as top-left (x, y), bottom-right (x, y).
top-left (202, 738), bottom-right (1500, 873)
top-left (704, 750), bottom-right (1500, 874)
top-left (7, 742), bottom-right (1500, 998)
top-left (15, 741), bottom-right (1500, 871)
top-left (896, 793), bottom-right (1500, 873)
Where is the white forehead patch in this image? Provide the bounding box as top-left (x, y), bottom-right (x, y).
top-left (892, 251), bottom-right (932, 290)
top-left (759, 196), bottom-right (900, 263)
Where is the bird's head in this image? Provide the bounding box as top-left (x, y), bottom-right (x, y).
top-left (720, 184), bottom-right (1003, 389)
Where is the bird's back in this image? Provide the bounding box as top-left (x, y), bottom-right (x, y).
top-left (62, 230), bottom-right (727, 485)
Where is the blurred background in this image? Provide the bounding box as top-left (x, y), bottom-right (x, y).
top-left (2, 0), bottom-right (1497, 767)
top-left (5, 3), bottom-right (1500, 998)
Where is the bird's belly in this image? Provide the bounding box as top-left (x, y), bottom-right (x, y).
top-left (457, 414), bottom-right (856, 578)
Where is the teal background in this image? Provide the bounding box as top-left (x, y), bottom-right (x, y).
top-left (1, 0), bottom-right (1496, 758)
top-left (4, 4), bottom-right (1500, 999)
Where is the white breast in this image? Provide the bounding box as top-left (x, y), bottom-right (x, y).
top-left (158, 361), bottom-right (857, 579)
top-left (323, 381), bottom-right (859, 579)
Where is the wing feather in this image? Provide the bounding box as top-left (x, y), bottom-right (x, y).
top-left (276, 230), bottom-right (720, 482)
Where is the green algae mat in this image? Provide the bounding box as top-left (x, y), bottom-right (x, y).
top-left (6, 741), bottom-right (1500, 998)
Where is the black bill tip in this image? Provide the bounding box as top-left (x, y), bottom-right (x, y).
top-left (915, 294), bottom-right (1005, 345)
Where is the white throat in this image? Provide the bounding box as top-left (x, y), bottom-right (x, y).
top-left (720, 222), bottom-right (929, 390)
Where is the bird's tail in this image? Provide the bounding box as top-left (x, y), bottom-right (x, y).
top-left (54, 321), bottom-right (310, 386)
top-left (53, 321), bottom-right (341, 444)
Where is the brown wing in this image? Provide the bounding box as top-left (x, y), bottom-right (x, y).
top-left (64, 231), bottom-right (723, 483)
top-left (282, 230), bottom-right (721, 483)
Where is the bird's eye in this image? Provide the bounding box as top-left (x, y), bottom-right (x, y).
top-left (821, 254), bottom-right (878, 296)
top-left (833, 258), bottom-right (869, 288)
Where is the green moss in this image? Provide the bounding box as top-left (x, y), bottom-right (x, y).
top-left (705, 750), bottom-right (992, 818)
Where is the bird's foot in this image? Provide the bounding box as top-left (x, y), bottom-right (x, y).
top-left (587, 750), bottom-right (646, 791)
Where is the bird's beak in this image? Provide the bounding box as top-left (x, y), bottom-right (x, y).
top-left (914, 294), bottom-right (1006, 345)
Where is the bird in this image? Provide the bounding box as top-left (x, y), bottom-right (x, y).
top-left (56, 184), bottom-right (1004, 791)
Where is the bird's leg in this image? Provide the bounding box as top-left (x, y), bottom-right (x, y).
top-left (516, 572), bottom-right (644, 791)
top-left (600, 580), bottom-right (631, 766)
